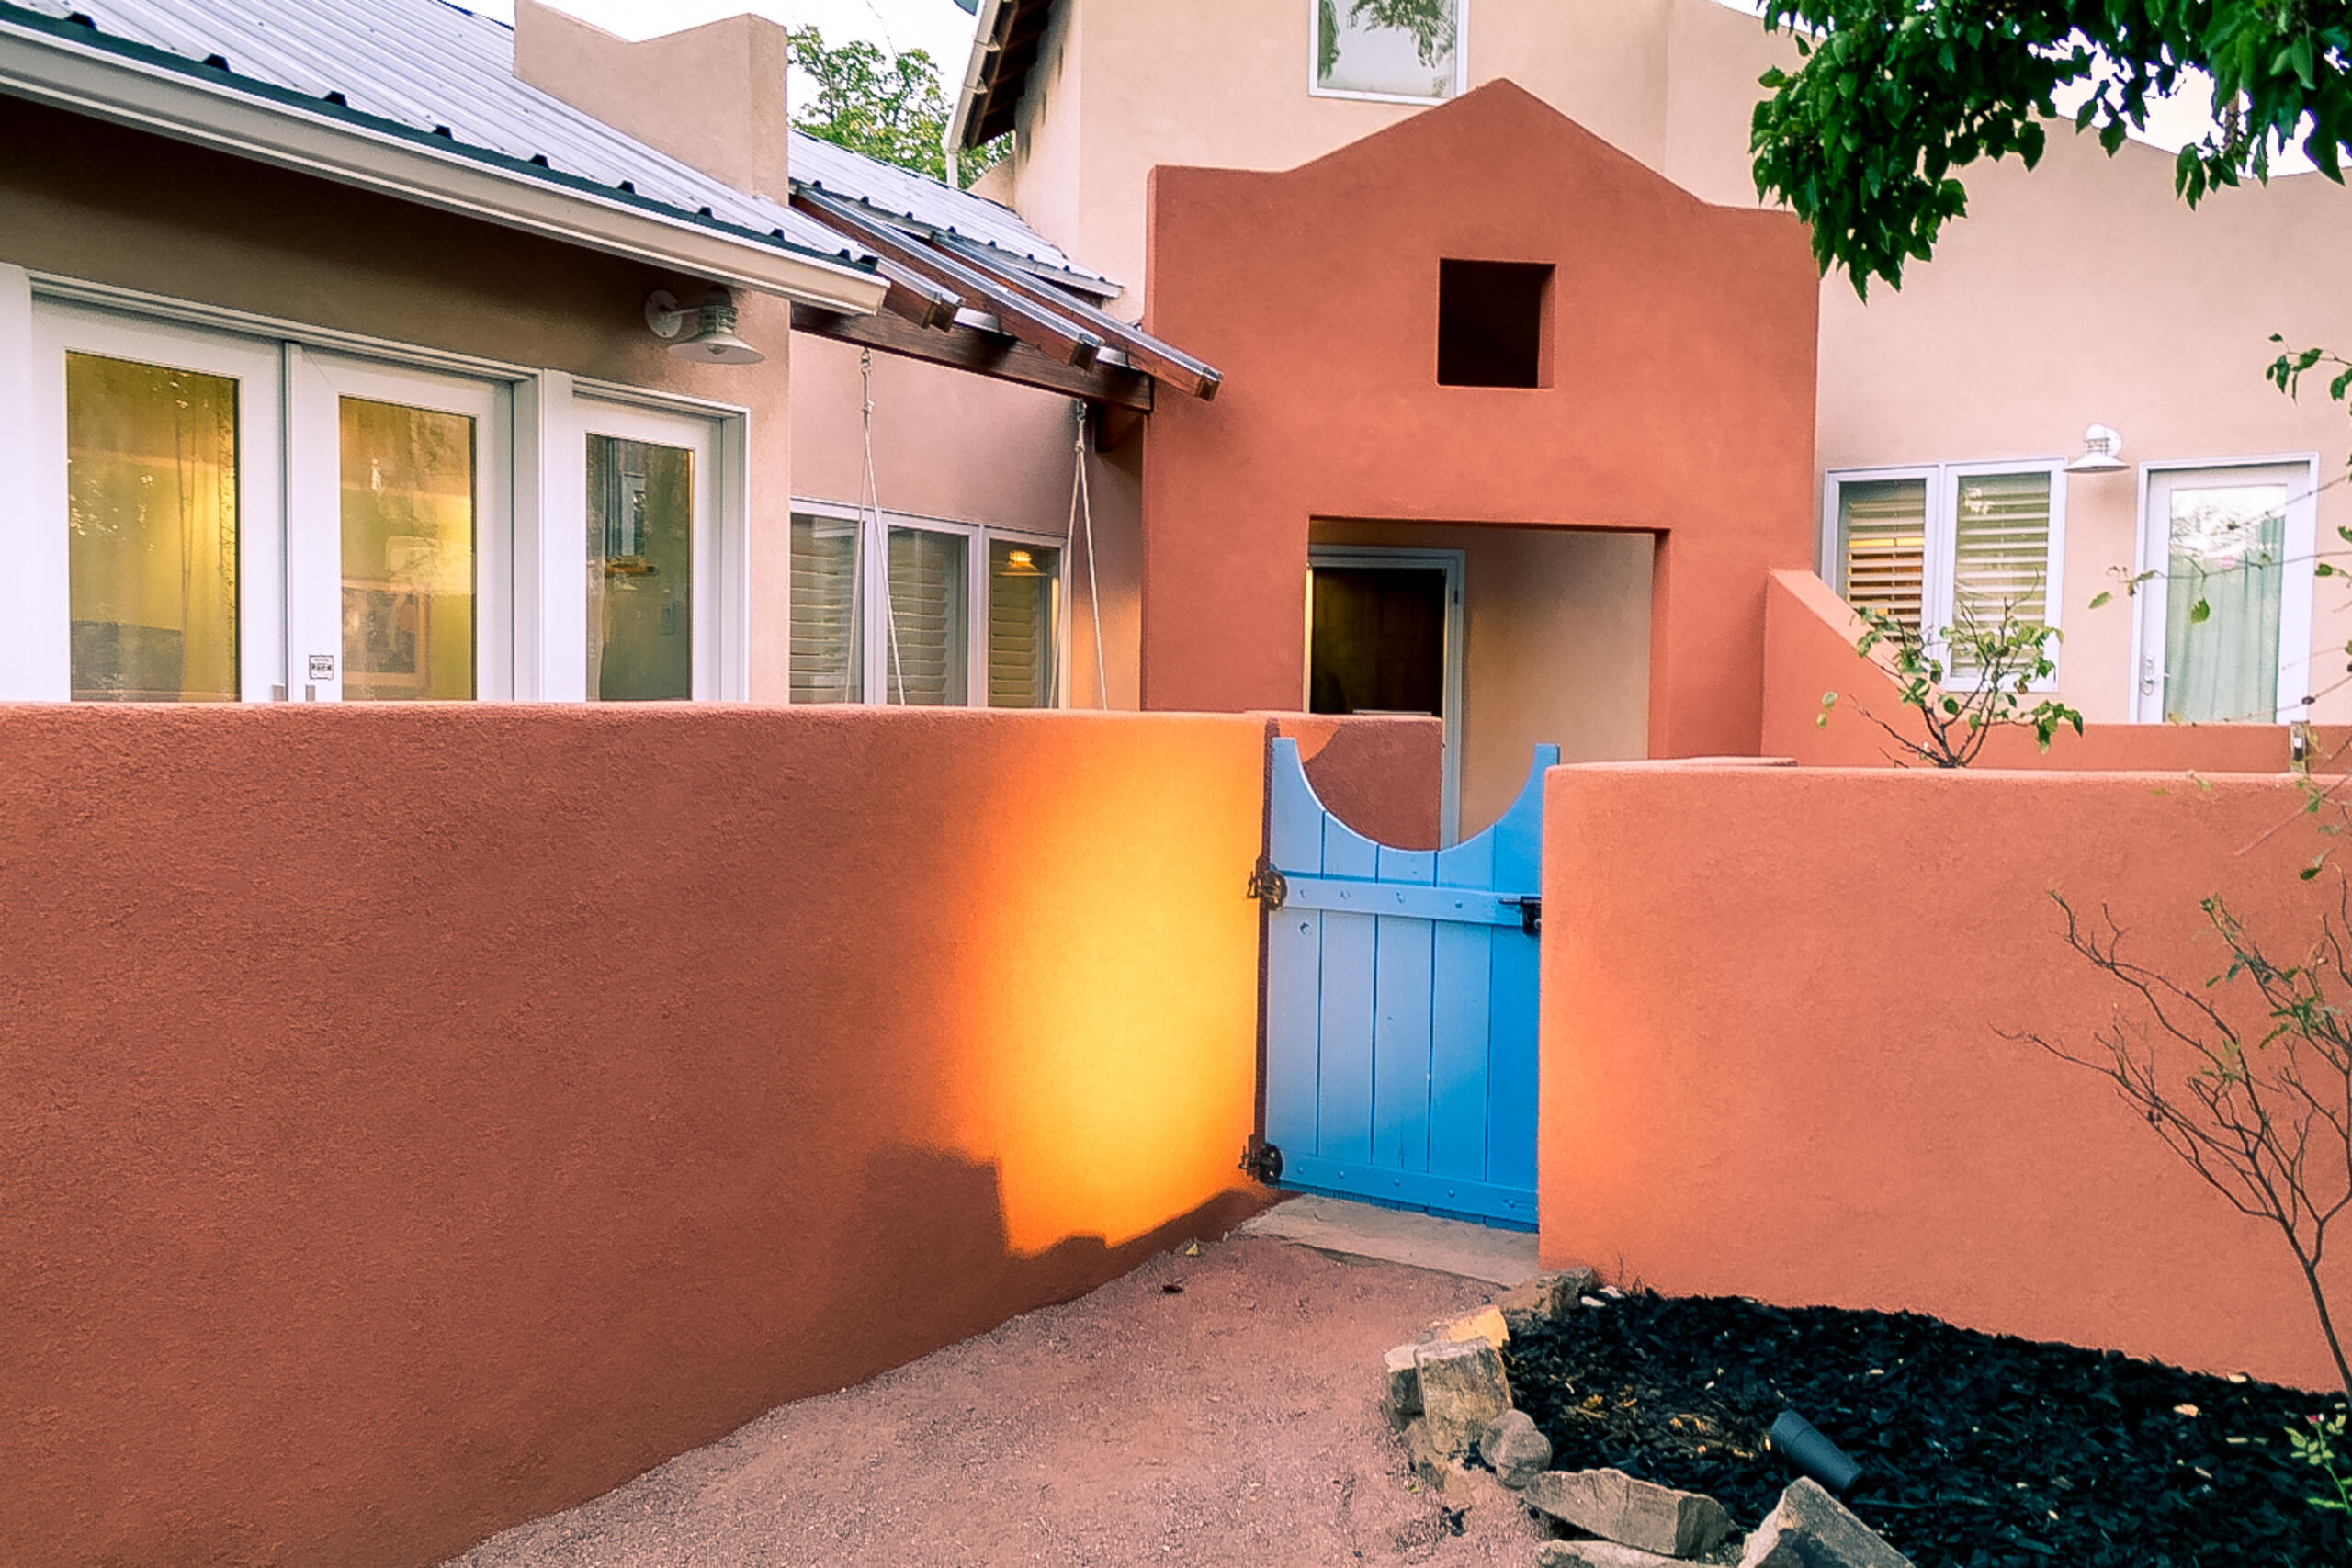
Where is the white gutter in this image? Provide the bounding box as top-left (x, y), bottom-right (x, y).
top-left (947, 0), bottom-right (1008, 160)
top-left (0, 17), bottom-right (889, 315)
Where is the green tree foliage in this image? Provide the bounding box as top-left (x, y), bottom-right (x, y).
top-left (1747, 0), bottom-right (2352, 296)
top-left (1819, 600), bottom-right (2082, 766)
top-left (789, 26), bottom-right (1009, 187)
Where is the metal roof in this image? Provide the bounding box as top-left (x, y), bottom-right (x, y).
top-left (3, 0), bottom-right (872, 266)
top-left (790, 129), bottom-right (1114, 298)
top-left (0, 0), bottom-right (1116, 299)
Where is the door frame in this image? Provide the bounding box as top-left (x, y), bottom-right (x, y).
top-left (2129, 454), bottom-right (2319, 723)
top-left (1304, 544), bottom-right (1466, 845)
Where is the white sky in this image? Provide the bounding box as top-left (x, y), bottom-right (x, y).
top-left (465, 0), bottom-right (2312, 175)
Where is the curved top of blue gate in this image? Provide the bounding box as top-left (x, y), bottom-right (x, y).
top-left (1266, 739), bottom-right (1558, 894)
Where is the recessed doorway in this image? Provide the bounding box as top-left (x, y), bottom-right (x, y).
top-left (1306, 545), bottom-right (1464, 842)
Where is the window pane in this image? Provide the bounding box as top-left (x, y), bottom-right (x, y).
top-left (340, 397), bottom-right (475, 701)
top-left (1316, 0), bottom-right (1459, 98)
top-left (790, 513), bottom-right (862, 703)
top-left (1951, 470), bottom-right (2052, 672)
top-left (1837, 478), bottom-right (1927, 634)
top-left (586, 434), bottom-right (694, 701)
top-left (885, 527), bottom-right (967, 706)
top-left (65, 352), bottom-right (240, 702)
top-left (2165, 482), bottom-right (2287, 723)
top-left (988, 541), bottom-right (1059, 708)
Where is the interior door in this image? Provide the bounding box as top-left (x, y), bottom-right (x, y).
top-left (1306, 547), bottom-right (1464, 842)
top-left (578, 398), bottom-right (720, 702)
top-left (2134, 462), bottom-right (2316, 723)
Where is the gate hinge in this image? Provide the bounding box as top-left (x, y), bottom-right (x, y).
top-left (1247, 856), bottom-right (1288, 910)
top-left (1239, 1136), bottom-right (1284, 1184)
top-left (1506, 896), bottom-right (1542, 936)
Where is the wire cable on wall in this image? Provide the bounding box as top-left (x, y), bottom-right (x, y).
top-left (859, 348), bottom-right (907, 705)
top-left (1067, 400), bottom-right (1108, 708)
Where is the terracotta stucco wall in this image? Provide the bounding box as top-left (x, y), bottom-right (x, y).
top-left (1142, 82), bottom-right (1817, 758)
top-left (1544, 761), bottom-right (2348, 1390)
top-left (0, 98), bottom-right (802, 697)
top-left (0, 705), bottom-right (1266, 1568)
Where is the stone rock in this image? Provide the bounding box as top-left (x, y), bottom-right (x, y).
top-left (1738, 1479), bottom-right (1913, 1568)
top-left (1430, 1304), bottom-right (1510, 1349)
top-left (1400, 1418), bottom-right (1512, 1510)
top-left (1523, 1469), bottom-right (1733, 1558)
top-left (1538, 1542), bottom-right (1692, 1568)
top-left (1498, 1267), bottom-right (1600, 1330)
top-left (1383, 1342), bottom-right (1421, 1428)
top-left (1413, 1337), bottom-right (1512, 1459)
top-left (1477, 1408), bottom-right (1553, 1489)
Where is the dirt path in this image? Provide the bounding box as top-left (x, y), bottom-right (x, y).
top-left (450, 1234), bottom-right (1547, 1568)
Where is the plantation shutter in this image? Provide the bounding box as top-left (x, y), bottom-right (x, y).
top-left (1837, 478), bottom-right (1928, 633)
top-left (987, 541), bottom-right (1058, 708)
top-left (788, 513), bottom-right (861, 704)
top-left (885, 527), bottom-right (967, 705)
top-left (1950, 470), bottom-right (2053, 630)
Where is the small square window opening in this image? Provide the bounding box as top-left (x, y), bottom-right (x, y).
top-left (1437, 260), bottom-right (1552, 389)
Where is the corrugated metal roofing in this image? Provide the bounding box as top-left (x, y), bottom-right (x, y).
top-left (0, 0), bottom-right (1114, 294)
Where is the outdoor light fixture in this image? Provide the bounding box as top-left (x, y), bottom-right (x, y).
top-left (645, 288), bottom-right (764, 366)
top-left (2066, 423), bottom-right (2127, 473)
top-left (1001, 548), bottom-right (1045, 577)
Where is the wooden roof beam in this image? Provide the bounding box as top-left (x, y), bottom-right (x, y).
top-left (791, 186), bottom-right (1103, 367)
top-left (792, 304), bottom-right (1151, 412)
top-left (936, 234), bottom-right (1222, 400)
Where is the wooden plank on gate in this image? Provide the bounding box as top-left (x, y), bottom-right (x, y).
top-left (1264, 740), bottom-right (1326, 1160)
top-left (1316, 807), bottom-right (1381, 1167)
top-left (1372, 842), bottom-right (1435, 1177)
top-left (1482, 747), bottom-right (1555, 1193)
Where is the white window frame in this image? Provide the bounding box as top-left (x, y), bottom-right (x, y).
top-left (1, 268), bottom-right (752, 705)
top-left (788, 497), bottom-right (1070, 708)
top-left (1821, 457), bottom-right (2068, 687)
top-left (2128, 453), bottom-right (2321, 725)
top-left (574, 396), bottom-right (731, 702)
top-left (289, 347), bottom-right (514, 703)
top-left (1304, 544), bottom-right (1467, 846)
top-left (1306, 0), bottom-right (1470, 106)
top-left (16, 299), bottom-right (287, 703)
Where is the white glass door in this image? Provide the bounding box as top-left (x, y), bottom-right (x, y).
top-left (577, 398), bottom-right (720, 701)
top-left (288, 351), bottom-right (511, 702)
top-left (16, 302), bottom-right (284, 703)
top-left (2133, 461), bottom-right (2317, 723)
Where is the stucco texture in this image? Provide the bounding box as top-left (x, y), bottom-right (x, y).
top-left (1544, 761), bottom-right (2351, 1390)
top-left (1141, 81), bottom-right (1818, 759)
top-left (0, 705), bottom-right (1266, 1568)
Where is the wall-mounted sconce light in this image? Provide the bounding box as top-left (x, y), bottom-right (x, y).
top-left (2066, 423), bottom-right (2127, 473)
top-left (1001, 547), bottom-right (1046, 578)
top-left (645, 287), bottom-right (764, 366)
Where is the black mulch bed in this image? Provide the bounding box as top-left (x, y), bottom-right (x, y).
top-left (1504, 1292), bottom-right (2348, 1567)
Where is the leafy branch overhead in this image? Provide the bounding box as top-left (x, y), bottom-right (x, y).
top-left (1747, 0), bottom-right (2352, 296)
top-left (1318, 0), bottom-right (1458, 74)
top-left (1819, 602), bottom-right (2083, 767)
top-left (789, 26), bottom-right (1008, 186)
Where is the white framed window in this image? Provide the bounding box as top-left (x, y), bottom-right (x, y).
top-left (1824, 459), bottom-right (2067, 681)
top-left (2129, 456), bottom-right (2319, 725)
top-left (17, 301), bottom-right (285, 703)
top-left (289, 350), bottom-right (513, 702)
top-left (788, 499), bottom-right (1065, 709)
top-left (1311, 0), bottom-right (1465, 104)
top-left (577, 397), bottom-right (727, 702)
top-left (0, 270), bottom-right (752, 705)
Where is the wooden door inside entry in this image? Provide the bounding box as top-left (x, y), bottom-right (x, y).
top-left (1306, 547), bottom-right (1464, 841)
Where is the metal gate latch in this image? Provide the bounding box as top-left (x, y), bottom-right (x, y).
top-left (1506, 896), bottom-right (1542, 936)
top-left (1247, 856), bottom-right (1288, 910)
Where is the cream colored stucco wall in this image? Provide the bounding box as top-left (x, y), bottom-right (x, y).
top-left (1005, 0), bottom-right (2352, 728)
top-left (1309, 520), bottom-right (1652, 832)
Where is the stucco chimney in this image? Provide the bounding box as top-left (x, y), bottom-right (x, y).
top-left (513, 0), bottom-right (792, 203)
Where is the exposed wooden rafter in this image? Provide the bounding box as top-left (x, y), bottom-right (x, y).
top-left (791, 304), bottom-right (1153, 412)
top-left (935, 234), bottom-right (1221, 400)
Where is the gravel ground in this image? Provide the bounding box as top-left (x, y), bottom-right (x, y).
top-left (448, 1234), bottom-right (1547, 1568)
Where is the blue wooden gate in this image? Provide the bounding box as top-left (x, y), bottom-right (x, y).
top-left (1256, 739), bottom-right (1555, 1228)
